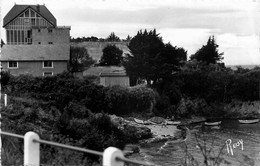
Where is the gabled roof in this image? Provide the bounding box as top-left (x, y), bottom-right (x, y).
top-left (84, 66), bottom-right (126, 76)
top-left (100, 72), bottom-right (128, 77)
top-left (3, 4), bottom-right (56, 27)
top-left (0, 45), bottom-right (69, 61)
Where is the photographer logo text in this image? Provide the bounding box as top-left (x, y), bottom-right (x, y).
top-left (226, 139), bottom-right (243, 155)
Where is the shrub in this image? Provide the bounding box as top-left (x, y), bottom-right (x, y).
top-left (229, 71), bottom-right (260, 101)
top-left (79, 84), bottom-right (106, 113)
top-left (2, 97), bottom-right (140, 165)
top-left (154, 94), bottom-right (172, 117)
top-left (224, 100), bottom-right (260, 119)
top-left (128, 85), bottom-right (157, 113)
top-left (104, 86), bottom-right (130, 115)
top-left (0, 71), bottom-right (11, 86)
top-left (102, 85), bottom-right (157, 115)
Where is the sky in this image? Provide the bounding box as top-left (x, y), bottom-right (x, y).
top-left (1, 0), bottom-right (260, 65)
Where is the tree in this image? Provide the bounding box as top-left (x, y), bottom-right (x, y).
top-left (123, 29), bottom-right (164, 85)
top-left (123, 29), bottom-right (187, 85)
top-left (106, 32), bottom-right (120, 42)
top-left (69, 46), bottom-right (96, 72)
top-left (190, 36), bottom-right (224, 65)
top-left (99, 45), bottom-right (123, 66)
top-left (125, 35), bottom-right (132, 41)
top-left (156, 43), bottom-right (187, 78)
top-left (1, 39), bottom-right (5, 48)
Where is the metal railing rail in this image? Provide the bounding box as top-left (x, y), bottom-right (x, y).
top-left (0, 131), bottom-right (155, 166)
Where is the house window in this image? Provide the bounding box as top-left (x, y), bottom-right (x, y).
top-left (31, 18), bottom-right (36, 25)
top-left (43, 72), bottom-right (53, 77)
top-left (38, 42), bottom-right (41, 44)
top-left (25, 10), bottom-right (29, 17)
top-left (38, 29), bottom-right (41, 32)
top-left (48, 42), bottom-right (53, 44)
top-left (48, 29), bottom-right (52, 33)
top-left (43, 61), bottom-right (53, 68)
top-left (24, 18), bottom-right (29, 24)
top-left (8, 61), bottom-right (18, 68)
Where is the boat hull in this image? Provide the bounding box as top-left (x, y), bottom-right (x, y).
top-left (166, 120), bottom-right (181, 125)
top-left (204, 121), bottom-right (221, 126)
top-left (238, 119), bottom-right (259, 124)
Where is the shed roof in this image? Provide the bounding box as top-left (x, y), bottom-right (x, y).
top-left (0, 45), bottom-right (69, 61)
top-left (100, 72), bottom-right (128, 77)
top-left (3, 4), bottom-right (56, 27)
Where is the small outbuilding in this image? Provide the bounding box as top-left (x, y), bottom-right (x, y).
top-left (99, 72), bottom-right (129, 87)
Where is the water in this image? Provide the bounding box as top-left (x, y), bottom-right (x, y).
top-left (130, 120), bottom-right (260, 166)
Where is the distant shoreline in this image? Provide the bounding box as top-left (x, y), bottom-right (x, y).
top-left (226, 64), bottom-right (260, 70)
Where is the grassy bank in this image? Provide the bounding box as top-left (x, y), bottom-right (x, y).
top-left (1, 72), bottom-right (156, 165)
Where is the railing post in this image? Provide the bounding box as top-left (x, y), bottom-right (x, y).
top-left (24, 132), bottom-right (40, 166)
top-left (4, 94), bottom-right (7, 107)
top-left (103, 147), bottom-right (124, 166)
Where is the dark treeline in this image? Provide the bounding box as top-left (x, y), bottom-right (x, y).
top-left (121, 29), bottom-right (260, 119)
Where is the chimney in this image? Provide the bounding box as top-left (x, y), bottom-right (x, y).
top-left (36, 4), bottom-right (40, 12)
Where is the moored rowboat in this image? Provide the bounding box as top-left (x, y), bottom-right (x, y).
top-left (238, 119), bottom-right (259, 124)
top-left (166, 120), bottom-right (181, 125)
top-left (134, 118), bottom-right (144, 124)
top-left (204, 121), bottom-right (221, 126)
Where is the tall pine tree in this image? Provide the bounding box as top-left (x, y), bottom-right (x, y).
top-left (123, 29), bottom-right (187, 85)
top-left (190, 36), bottom-right (224, 64)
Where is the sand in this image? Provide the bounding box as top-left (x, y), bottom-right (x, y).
top-left (145, 124), bottom-right (179, 137)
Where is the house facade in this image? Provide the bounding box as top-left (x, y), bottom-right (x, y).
top-left (1, 4), bottom-right (70, 76)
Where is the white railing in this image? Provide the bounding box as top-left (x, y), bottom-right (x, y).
top-left (0, 131), bottom-right (155, 166)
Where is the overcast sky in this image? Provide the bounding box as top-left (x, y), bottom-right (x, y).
top-left (1, 0), bottom-right (260, 65)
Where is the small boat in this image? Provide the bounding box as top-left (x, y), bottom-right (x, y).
top-left (148, 117), bottom-right (166, 124)
top-left (134, 118), bottom-right (144, 124)
top-left (166, 120), bottom-right (181, 125)
top-left (144, 120), bottom-right (157, 125)
top-left (211, 126), bottom-right (221, 130)
top-left (238, 119), bottom-right (259, 124)
top-left (204, 121), bottom-right (221, 126)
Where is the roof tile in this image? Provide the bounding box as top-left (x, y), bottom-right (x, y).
top-left (1, 45), bottom-right (69, 61)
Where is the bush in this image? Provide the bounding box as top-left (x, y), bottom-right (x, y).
top-left (104, 86), bottom-right (130, 115)
top-left (0, 71), bottom-right (11, 86)
top-left (103, 85), bottom-right (157, 115)
top-left (224, 100), bottom-right (260, 119)
top-left (2, 97), bottom-right (139, 165)
top-left (154, 94), bottom-right (172, 117)
top-left (229, 71), bottom-right (260, 101)
top-left (128, 85), bottom-right (157, 113)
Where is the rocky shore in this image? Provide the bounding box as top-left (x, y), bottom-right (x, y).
top-left (109, 115), bottom-right (205, 156)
